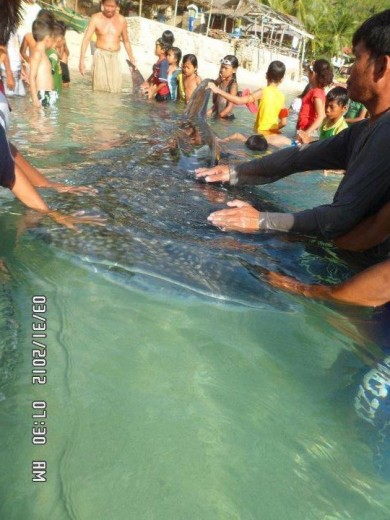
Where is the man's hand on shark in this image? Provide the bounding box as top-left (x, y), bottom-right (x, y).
top-left (195, 165), bottom-right (230, 183)
top-left (207, 200), bottom-right (261, 233)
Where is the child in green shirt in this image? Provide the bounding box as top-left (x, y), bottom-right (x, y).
top-left (46, 22), bottom-right (65, 94)
top-left (299, 86), bottom-right (349, 143)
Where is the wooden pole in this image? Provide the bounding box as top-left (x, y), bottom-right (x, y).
top-left (138, 0), bottom-right (142, 17)
top-left (300, 39), bottom-right (307, 78)
top-left (173, 0), bottom-right (179, 26)
top-left (206, 0), bottom-right (213, 36)
top-left (279, 27), bottom-right (285, 52)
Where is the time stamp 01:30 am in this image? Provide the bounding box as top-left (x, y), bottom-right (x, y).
top-left (31, 295), bottom-right (48, 483)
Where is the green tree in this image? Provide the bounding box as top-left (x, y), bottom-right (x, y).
top-left (258, 0), bottom-right (388, 59)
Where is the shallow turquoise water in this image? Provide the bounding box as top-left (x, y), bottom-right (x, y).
top-left (0, 80), bottom-right (389, 520)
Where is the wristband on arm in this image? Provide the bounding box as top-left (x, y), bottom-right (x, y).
top-left (258, 212), bottom-right (295, 232)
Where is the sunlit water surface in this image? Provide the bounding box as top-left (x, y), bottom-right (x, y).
top-left (0, 79), bottom-right (389, 520)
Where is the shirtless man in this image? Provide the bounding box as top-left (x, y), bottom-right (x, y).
top-left (79, 0), bottom-right (136, 93)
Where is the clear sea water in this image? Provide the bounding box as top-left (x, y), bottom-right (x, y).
top-left (0, 78), bottom-right (389, 520)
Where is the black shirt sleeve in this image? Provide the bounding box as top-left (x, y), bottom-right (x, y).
top-left (234, 130), bottom-right (350, 186)
top-left (234, 116), bottom-right (390, 240)
top-left (0, 125), bottom-right (15, 189)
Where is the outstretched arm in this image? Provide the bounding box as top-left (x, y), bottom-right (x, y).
top-left (121, 17), bottom-right (136, 66)
top-left (11, 163), bottom-right (49, 212)
top-left (196, 125), bottom-right (390, 240)
top-left (10, 143), bottom-right (96, 195)
top-left (268, 260), bottom-right (390, 307)
top-left (208, 82), bottom-right (262, 106)
top-left (11, 164), bottom-right (103, 230)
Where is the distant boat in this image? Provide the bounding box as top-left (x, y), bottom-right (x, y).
top-left (37, 1), bottom-right (88, 33)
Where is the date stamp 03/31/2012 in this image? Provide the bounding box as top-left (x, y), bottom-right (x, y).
top-left (31, 295), bottom-right (48, 483)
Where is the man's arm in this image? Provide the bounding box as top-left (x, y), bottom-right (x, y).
top-left (11, 167), bottom-right (105, 230)
top-left (196, 121), bottom-right (390, 238)
top-left (121, 17), bottom-right (135, 66)
top-left (334, 201), bottom-right (390, 251)
top-left (79, 17), bottom-right (97, 75)
top-left (268, 260), bottom-right (390, 307)
top-left (10, 143), bottom-right (97, 195)
top-left (196, 131), bottom-right (349, 187)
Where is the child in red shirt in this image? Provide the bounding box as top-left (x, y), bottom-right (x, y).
top-left (297, 59), bottom-right (333, 140)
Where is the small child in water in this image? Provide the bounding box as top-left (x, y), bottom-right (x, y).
top-left (177, 54), bottom-right (201, 104)
top-left (166, 46), bottom-right (181, 101)
top-left (29, 18), bottom-right (58, 107)
top-left (20, 9), bottom-right (56, 83)
top-left (227, 87), bottom-right (349, 153)
top-left (221, 133), bottom-right (268, 151)
top-left (46, 22), bottom-right (65, 95)
top-left (141, 38), bottom-right (170, 101)
top-left (208, 60), bottom-right (287, 131)
top-left (56, 22), bottom-right (70, 88)
top-left (298, 86), bottom-right (349, 143)
top-left (208, 55), bottom-right (239, 120)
